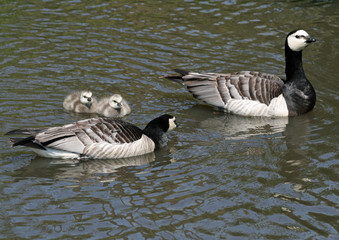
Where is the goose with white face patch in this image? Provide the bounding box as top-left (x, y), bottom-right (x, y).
top-left (63, 91), bottom-right (98, 113)
top-left (97, 94), bottom-right (131, 118)
top-left (5, 114), bottom-right (177, 159)
top-left (165, 30), bottom-right (316, 117)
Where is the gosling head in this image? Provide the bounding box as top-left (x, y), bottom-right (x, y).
top-left (80, 91), bottom-right (94, 108)
top-left (108, 94), bottom-right (123, 110)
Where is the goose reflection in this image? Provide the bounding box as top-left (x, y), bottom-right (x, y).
top-left (14, 152), bottom-right (155, 184)
top-left (183, 105), bottom-right (289, 139)
top-left (200, 114), bottom-right (289, 139)
top-left (196, 110), bottom-right (313, 191)
top-left (182, 105), bottom-right (314, 191)
top-left (278, 114), bottom-right (314, 192)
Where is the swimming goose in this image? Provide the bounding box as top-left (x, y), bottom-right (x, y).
top-left (165, 30), bottom-right (316, 117)
top-left (97, 94), bottom-right (131, 118)
top-left (5, 114), bottom-right (177, 159)
top-left (63, 91), bottom-right (98, 113)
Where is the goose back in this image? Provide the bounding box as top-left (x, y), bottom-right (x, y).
top-left (169, 70), bottom-right (288, 116)
top-left (7, 118), bottom-right (155, 159)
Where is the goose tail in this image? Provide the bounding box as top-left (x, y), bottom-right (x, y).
top-left (8, 136), bottom-right (45, 150)
top-left (163, 69), bottom-right (190, 84)
top-left (5, 128), bottom-right (45, 136)
top-left (5, 128), bottom-right (46, 149)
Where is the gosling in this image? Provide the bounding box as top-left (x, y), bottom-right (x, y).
top-left (63, 91), bottom-right (98, 113)
top-left (97, 94), bottom-right (131, 118)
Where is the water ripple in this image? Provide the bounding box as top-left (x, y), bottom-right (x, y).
top-left (1, 0), bottom-right (338, 239)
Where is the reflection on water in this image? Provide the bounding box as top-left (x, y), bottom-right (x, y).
top-left (279, 115), bottom-right (314, 191)
top-left (14, 153), bottom-right (156, 185)
top-left (1, 0), bottom-right (338, 239)
top-left (199, 114), bottom-right (289, 139)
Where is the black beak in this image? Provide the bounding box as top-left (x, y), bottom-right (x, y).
top-left (306, 37), bottom-right (316, 43)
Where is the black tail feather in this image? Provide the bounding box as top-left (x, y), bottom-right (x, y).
top-left (163, 69), bottom-right (190, 84)
top-left (5, 128), bottom-right (45, 136)
top-left (9, 136), bottom-right (45, 150)
top-left (6, 128), bottom-right (46, 150)
top-left (173, 69), bottom-right (190, 76)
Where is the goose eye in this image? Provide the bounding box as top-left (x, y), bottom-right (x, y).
top-left (295, 35), bottom-right (300, 39)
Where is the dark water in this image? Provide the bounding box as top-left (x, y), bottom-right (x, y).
top-left (1, 0), bottom-right (338, 239)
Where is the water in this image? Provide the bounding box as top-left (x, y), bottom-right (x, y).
top-left (1, 0), bottom-right (338, 239)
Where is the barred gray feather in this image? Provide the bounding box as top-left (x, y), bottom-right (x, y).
top-left (166, 70), bottom-right (287, 116)
top-left (182, 71), bottom-right (283, 107)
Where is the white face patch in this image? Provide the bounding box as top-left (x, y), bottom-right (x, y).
top-left (287, 30), bottom-right (311, 52)
top-left (109, 94), bottom-right (123, 109)
top-left (168, 117), bottom-right (177, 131)
top-left (80, 91), bottom-right (93, 105)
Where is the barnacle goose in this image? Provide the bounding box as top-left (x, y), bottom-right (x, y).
top-left (63, 91), bottom-right (98, 113)
top-left (97, 94), bottom-right (131, 118)
top-left (165, 30), bottom-right (316, 117)
top-left (5, 114), bottom-right (177, 159)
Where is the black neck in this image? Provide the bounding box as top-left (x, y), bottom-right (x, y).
top-left (285, 44), bottom-right (306, 81)
top-left (143, 126), bottom-right (167, 150)
top-left (283, 42), bottom-right (316, 115)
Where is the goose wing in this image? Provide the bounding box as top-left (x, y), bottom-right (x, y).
top-left (166, 70), bottom-right (284, 108)
top-left (37, 118), bottom-right (143, 151)
top-left (7, 118), bottom-right (144, 156)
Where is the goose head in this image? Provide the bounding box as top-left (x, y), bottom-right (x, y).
top-left (287, 29), bottom-right (316, 52)
top-left (140, 114), bottom-right (177, 149)
top-left (156, 114), bottom-right (177, 132)
top-left (168, 115), bottom-right (177, 131)
top-left (108, 94), bottom-right (123, 110)
top-left (80, 91), bottom-right (94, 108)
top-left (145, 114), bottom-right (177, 133)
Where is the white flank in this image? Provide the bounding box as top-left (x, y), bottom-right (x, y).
top-left (30, 147), bottom-right (80, 159)
top-left (83, 134), bottom-right (156, 159)
top-left (225, 94), bottom-right (288, 117)
top-left (267, 94), bottom-right (289, 117)
top-left (225, 99), bottom-right (268, 116)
